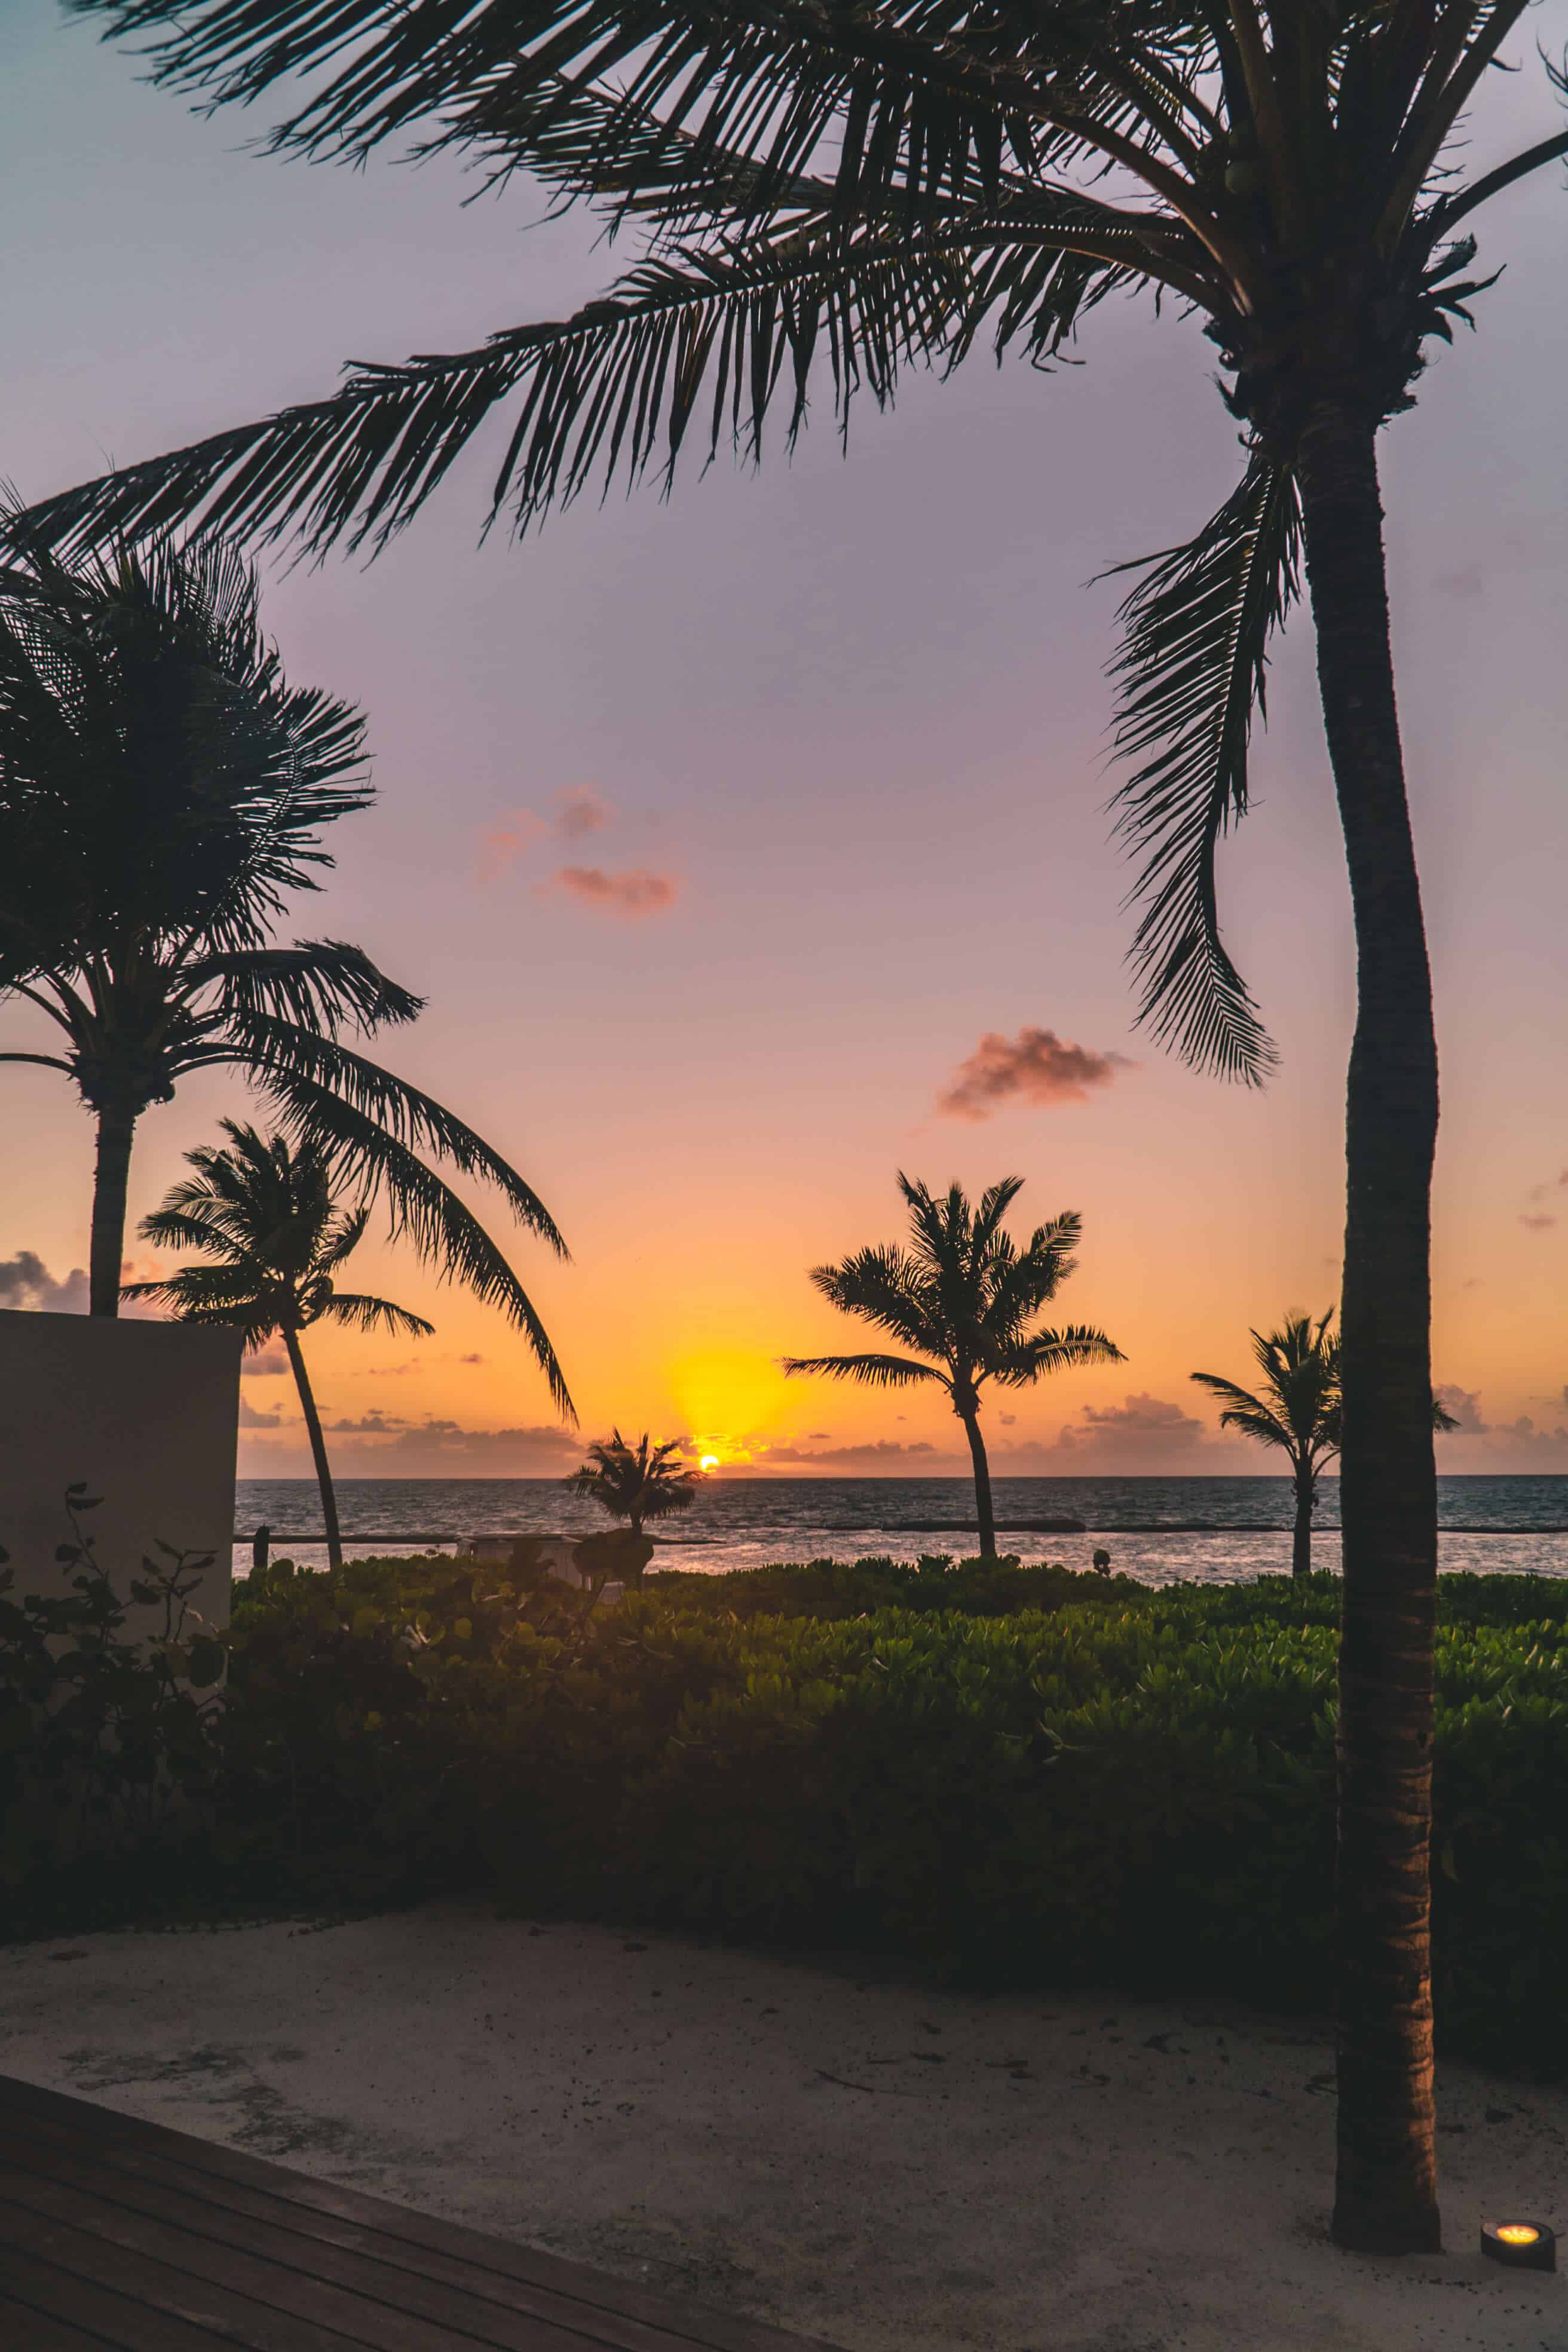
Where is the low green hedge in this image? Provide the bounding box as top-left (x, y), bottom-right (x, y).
top-left (8, 1546), bottom-right (1568, 2078)
top-left (209, 1553), bottom-right (1568, 2073)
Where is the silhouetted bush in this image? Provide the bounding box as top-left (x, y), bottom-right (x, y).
top-left (10, 1544), bottom-right (1568, 2077)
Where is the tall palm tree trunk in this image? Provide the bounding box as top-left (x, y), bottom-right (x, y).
top-left (282, 1324), bottom-right (344, 1572)
top-left (959, 1405), bottom-right (997, 1560)
top-left (89, 1103), bottom-right (139, 1316)
top-left (1292, 1467), bottom-right (1314, 1580)
top-left (1298, 405), bottom-right (1441, 2255)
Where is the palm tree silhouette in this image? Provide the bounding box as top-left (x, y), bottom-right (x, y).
top-left (783, 1175), bottom-right (1121, 1559)
top-left (39, 0), bottom-right (1568, 2249)
top-left (127, 1121), bottom-right (453, 1568)
top-left (0, 535), bottom-right (570, 1400)
top-left (565, 1432), bottom-right (697, 1581)
top-left (1193, 1313), bottom-right (1458, 1578)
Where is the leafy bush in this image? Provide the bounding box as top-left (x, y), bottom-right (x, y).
top-left (13, 1540), bottom-right (1568, 2077)
top-left (1, 1487), bottom-right (227, 1929)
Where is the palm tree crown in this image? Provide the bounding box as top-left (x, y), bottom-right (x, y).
top-left (1193, 1310), bottom-right (1342, 1575)
top-left (783, 1172), bottom-right (1122, 1557)
top-left (565, 1431), bottom-right (698, 1538)
top-left (128, 1121), bottom-right (434, 1349)
top-left (0, 532), bottom-right (571, 1401)
top-left (127, 1122), bottom-right (434, 1567)
top-left (1193, 1311), bottom-right (1456, 1576)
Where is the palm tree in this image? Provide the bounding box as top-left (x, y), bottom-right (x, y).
top-left (36, 0), bottom-right (1568, 2252)
top-left (1193, 1312), bottom-right (1459, 1578)
top-left (0, 535), bottom-right (572, 1414)
top-left (783, 1175), bottom-right (1122, 1560)
top-left (565, 1431), bottom-right (697, 1579)
top-left (1196, 1311), bottom-right (1343, 1579)
top-left (124, 1122), bottom-right (439, 1568)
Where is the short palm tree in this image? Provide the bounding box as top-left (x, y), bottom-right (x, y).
top-left (565, 1431), bottom-right (697, 1579)
top-left (0, 534), bottom-right (571, 1401)
top-left (783, 1174), bottom-right (1122, 1559)
top-left (1193, 1313), bottom-right (1458, 1578)
top-left (125, 1122), bottom-right (442, 1567)
top-left (1195, 1312), bottom-right (1343, 1579)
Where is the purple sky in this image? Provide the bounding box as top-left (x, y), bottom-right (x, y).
top-left (4, 6), bottom-right (1567, 1477)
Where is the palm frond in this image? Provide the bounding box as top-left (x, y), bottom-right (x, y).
top-left (988, 1324), bottom-right (1125, 1385)
top-left (807, 1243), bottom-right (938, 1354)
top-left (134, 1203), bottom-right (258, 1268)
top-left (23, 229), bottom-right (972, 562)
top-left (1107, 455), bottom-right (1301, 1085)
top-left (1189, 1368), bottom-right (1296, 1453)
top-left (317, 1292), bottom-right (436, 1337)
top-left (193, 941), bottom-right (424, 1036)
top-left (779, 1350), bottom-right (946, 1389)
top-left (229, 1016), bottom-right (568, 1255)
top-left (0, 525), bottom-right (370, 959)
top-left (250, 1061), bottom-right (575, 1416)
top-left (120, 1269), bottom-right (280, 1345)
top-left (63, 0), bottom-right (1171, 219)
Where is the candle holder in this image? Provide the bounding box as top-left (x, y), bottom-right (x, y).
top-left (1481, 2221), bottom-right (1555, 2273)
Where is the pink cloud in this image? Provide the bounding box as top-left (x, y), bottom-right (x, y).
top-left (548, 865), bottom-right (679, 917)
top-left (477, 810), bottom-right (547, 883)
top-left (1520, 1213), bottom-right (1558, 1232)
top-left (939, 1027), bottom-right (1132, 1121)
top-left (555, 786), bottom-right (610, 840)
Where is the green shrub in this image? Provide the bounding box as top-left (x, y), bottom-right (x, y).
top-left (15, 1542), bottom-right (1568, 2078)
top-left (1, 1488), bottom-right (227, 1930)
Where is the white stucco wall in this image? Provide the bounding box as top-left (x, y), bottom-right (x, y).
top-left (0, 1309), bottom-right (241, 1633)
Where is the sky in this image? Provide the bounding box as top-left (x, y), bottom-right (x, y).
top-left (3, 5), bottom-right (1567, 1480)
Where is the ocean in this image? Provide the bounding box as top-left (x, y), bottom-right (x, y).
top-left (234, 1474), bottom-right (1568, 1584)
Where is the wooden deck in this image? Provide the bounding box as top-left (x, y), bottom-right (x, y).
top-left (0, 2072), bottom-right (838, 2352)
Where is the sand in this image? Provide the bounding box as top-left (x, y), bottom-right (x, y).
top-left (1, 1901), bottom-right (1562, 2351)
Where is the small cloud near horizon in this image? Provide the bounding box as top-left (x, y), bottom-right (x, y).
top-left (240, 1417), bottom-right (583, 1476)
top-left (1520, 1213), bottom-right (1557, 1232)
top-left (1435, 1383), bottom-right (1488, 1435)
top-left (939, 1027), bottom-right (1131, 1122)
top-left (546, 865), bottom-right (679, 917)
top-left (1028, 1391), bottom-right (1215, 1466)
top-left (238, 1396), bottom-right (286, 1429)
top-left (0, 1251), bottom-right (88, 1314)
top-left (458, 1352), bottom-right (485, 1365)
top-left (765, 1439), bottom-right (937, 1465)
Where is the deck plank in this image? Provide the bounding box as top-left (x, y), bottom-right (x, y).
top-left (0, 2129), bottom-right (629, 2352)
top-left (0, 2075), bottom-right (838, 2352)
top-left (0, 2206), bottom-right (349, 2349)
top-left (0, 2163), bottom-right (534, 2351)
top-left (0, 2283), bottom-right (121, 2352)
top-left (2, 2110), bottom-right (721, 2352)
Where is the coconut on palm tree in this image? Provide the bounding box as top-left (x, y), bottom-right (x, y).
top-left (38, 0), bottom-right (1568, 2251)
top-left (783, 1175), bottom-right (1121, 1560)
top-left (565, 1432), bottom-right (697, 1584)
top-left (1193, 1312), bottom-right (1459, 1578)
top-left (125, 1122), bottom-right (444, 1567)
top-left (0, 534), bottom-right (570, 1407)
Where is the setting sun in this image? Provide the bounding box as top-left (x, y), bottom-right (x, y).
top-left (699, 1454), bottom-right (720, 1472)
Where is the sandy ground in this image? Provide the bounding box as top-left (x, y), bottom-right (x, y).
top-left (1, 1902), bottom-right (1563, 2352)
